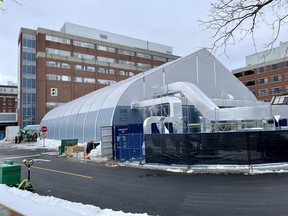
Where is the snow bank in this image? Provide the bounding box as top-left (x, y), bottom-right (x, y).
top-left (0, 184), bottom-right (148, 216)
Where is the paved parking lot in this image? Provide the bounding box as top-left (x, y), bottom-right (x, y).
top-left (1, 143), bottom-right (288, 216)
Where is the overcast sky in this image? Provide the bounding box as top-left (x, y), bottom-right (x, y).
top-left (0, 0), bottom-right (287, 85)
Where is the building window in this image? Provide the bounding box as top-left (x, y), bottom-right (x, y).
top-left (270, 63), bottom-right (281, 71)
top-left (73, 40), bottom-right (94, 49)
top-left (257, 78), bottom-right (268, 85)
top-left (257, 89), bottom-right (268, 96)
top-left (97, 45), bottom-right (116, 53)
top-left (245, 80), bottom-right (255, 86)
top-left (46, 35), bottom-right (71, 44)
top-left (73, 52), bottom-right (95, 60)
top-left (118, 49), bottom-right (135, 56)
top-left (234, 72), bottom-right (243, 78)
top-left (119, 70), bottom-right (128, 76)
top-left (284, 74), bottom-right (288, 80)
top-left (74, 77), bottom-right (83, 83)
top-left (46, 48), bottom-right (71, 57)
top-left (283, 61), bottom-right (288, 68)
top-left (22, 34), bottom-right (36, 48)
top-left (87, 66), bottom-right (96, 72)
top-left (97, 56), bottom-right (116, 64)
top-left (137, 63), bottom-right (152, 70)
top-left (136, 52), bottom-right (151, 59)
top-left (271, 87), bottom-right (283, 95)
top-left (270, 75), bottom-right (282, 83)
top-left (75, 64), bottom-right (84, 71)
top-left (46, 74), bottom-right (71, 82)
top-left (98, 68), bottom-right (106, 73)
top-left (118, 70), bottom-right (135, 77)
top-left (118, 60), bottom-right (135, 66)
top-left (97, 68), bottom-right (115, 74)
top-left (46, 61), bottom-right (71, 69)
top-left (98, 79), bottom-right (116, 85)
top-left (256, 67), bottom-right (267, 74)
top-left (46, 102), bottom-right (65, 109)
top-left (83, 78), bottom-right (95, 83)
top-left (61, 63), bottom-right (71, 69)
top-left (244, 70), bottom-right (254, 76)
top-left (22, 52), bottom-right (36, 61)
top-left (153, 56), bottom-right (166, 62)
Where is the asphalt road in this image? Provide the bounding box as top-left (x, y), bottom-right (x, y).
top-left (1, 144), bottom-right (288, 216)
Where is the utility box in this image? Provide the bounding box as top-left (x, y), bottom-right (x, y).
top-left (0, 161), bottom-right (21, 185)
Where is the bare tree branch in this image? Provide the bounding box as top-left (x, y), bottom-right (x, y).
top-left (199, 0), bottom-right (288, 57)
top-left (0, 0), bottom-right (23, 13)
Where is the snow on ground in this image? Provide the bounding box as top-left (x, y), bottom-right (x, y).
top-left (0, 184), bottom-right (148, 216)
top-left (1, 138), bottom-right (288, 215)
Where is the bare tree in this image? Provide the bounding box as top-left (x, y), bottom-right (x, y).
top-left (0, 0), bottom-right (23, 13)
top-left (199, 0), bottom-right (288, 56)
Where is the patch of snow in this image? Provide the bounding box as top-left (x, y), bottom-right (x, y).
top-left (0, 184), bottom-right (148, 216)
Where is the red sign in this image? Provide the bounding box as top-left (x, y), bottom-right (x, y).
top-left (41, 126), bottom-right (48, 133)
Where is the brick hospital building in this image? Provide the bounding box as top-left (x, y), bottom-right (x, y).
top-left (18, 22), bottom-right (179, 128)
top-left (232, 41), bottom-right (288, 103)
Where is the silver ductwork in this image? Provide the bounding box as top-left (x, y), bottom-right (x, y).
top-left (131, 97), bottom-right (183, 134)
top-left (155, 82), bottom-right (274, 121)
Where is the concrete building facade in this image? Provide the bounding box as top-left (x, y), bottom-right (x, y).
top-left (232, 42), bottom-right (288, 102)
top-left (18, 22), bottom-right (179, 128)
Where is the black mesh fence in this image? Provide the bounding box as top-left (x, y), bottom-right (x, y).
top-left (145, 130), bottom-right (288, 165)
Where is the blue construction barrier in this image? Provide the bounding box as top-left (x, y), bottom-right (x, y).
top-left (118, 133), bottom-right (144, 161)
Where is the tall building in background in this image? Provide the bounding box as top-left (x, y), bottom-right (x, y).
top-left (18, 22), bottom-right (179, 128)
top-left (232, 41), bottom-right (288, 102)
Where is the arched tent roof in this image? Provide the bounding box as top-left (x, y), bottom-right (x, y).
top-left (41, 49), bottom-right (257, 142)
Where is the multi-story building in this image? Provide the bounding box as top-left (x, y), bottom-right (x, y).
top-left (232, 41), bottom-right (288, 102)
top-left (0, 84), bottom-right (17, 113)
top-left (18, 22), bottom-right (179, 128)
top-left (0, 84), bottom-right (17, 135)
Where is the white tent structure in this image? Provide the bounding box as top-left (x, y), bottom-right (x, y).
top-left (41, 49), bottom-right (288, 152)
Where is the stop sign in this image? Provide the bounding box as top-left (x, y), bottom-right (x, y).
top-left (41, 126), bottom-right (48, 133)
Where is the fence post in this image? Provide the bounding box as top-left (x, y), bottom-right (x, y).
top-left (246, 132), bottom-right (253, 174)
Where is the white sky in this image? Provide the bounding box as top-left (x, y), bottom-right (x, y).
top-left (0, 0), bottom-right (287, 85)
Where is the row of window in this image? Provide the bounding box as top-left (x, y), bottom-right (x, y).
top-left (46, 74), bottom-right (116, 85)
top-left (0, 88), bottom-right (17, 93)
top-left (1, 109), bottom-right (13, 113)
top-left (245, 74), bottom-right (288, 86)
top-left (45, 35), bottom-right (171, 62)
top-left (236, 61), bottom-right (288, 78)
top-left (1, 97), bottom-right (14, 102)
top-left (2, 103), bottom-right (13, 108)
top-left (46, 48), bottom-right (164, 67)
top-left (257, 86), bottom-right (288, 96)
top-left (47, 60), bottom-right (136, 77)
